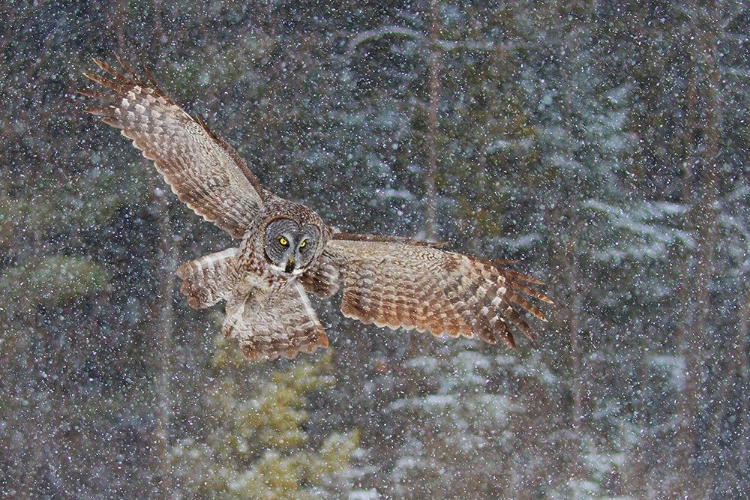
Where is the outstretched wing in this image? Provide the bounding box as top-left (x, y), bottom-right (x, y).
top-left (80, 56), bottom-right (265, 238)
top-left (223, 282), bottom-right (329, 362)
top-left (176, 247), bottom-right (241, 309)
top-left (317, 234), bottom-right (552, 348)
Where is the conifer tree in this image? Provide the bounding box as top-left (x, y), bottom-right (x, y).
top-left (171, 340), bottom-right (359, 498)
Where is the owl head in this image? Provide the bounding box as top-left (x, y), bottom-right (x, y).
top-left (263, 217), bottom-right (322, 275)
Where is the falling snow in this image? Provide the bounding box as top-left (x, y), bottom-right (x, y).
top-left (2, 1), bottom-right (749, 498)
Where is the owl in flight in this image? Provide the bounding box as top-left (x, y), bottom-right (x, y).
top-left (80, 56), bottom-right (551, 362)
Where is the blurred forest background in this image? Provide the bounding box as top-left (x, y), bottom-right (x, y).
top-left (2, 1), bottom-right (749, 498)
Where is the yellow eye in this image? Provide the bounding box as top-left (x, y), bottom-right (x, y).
top-left (299, 240), bottom-right (307, 249)
top-left (279, 236), bottom-right (288, 246)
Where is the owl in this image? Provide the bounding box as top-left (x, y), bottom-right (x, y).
top-left (80, 56), bottom-right (552, 362)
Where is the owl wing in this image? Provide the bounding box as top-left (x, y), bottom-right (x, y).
top-left (176, 247), bottom-right (242, 309)
top-left (318, 234), bottom-right (552, 348)
top-left (80, 56), bottom-right (264, 239)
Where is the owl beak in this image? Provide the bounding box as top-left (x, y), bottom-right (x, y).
top-left (284, 255), bottom-right (295, 273)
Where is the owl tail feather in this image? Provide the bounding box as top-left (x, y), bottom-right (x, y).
top-left (175, 248), bottom-right (240, 309)
top-left (223, 282), bottom-right (329, 362)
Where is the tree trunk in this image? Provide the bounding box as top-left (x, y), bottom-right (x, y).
top-left (677, 3), bottom-right (722, 494)
top-left (151, 188), bottom-right (176, 497)
top-left (423, 0), bottom-right (441, 241)
top-left (740, 289), bottom-right (750, 474)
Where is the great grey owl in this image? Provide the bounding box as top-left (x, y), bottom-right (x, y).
top-left (80, 56), bottom-right (552, 362)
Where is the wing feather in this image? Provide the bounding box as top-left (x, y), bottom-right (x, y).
top-left (324, 236), bottom-right (551, 348)
top-left (175, 248), bottom-right (240, 309)
top-left (80, 56), bottom-right (264, 238)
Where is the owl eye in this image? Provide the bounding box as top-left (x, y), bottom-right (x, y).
top-left (299, 239), bottom-right (307, 249)
top-left (279, 236), bottom-right (289, 246)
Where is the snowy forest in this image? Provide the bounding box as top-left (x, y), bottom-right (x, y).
top-left (2, 1), bottom-right (749, 498)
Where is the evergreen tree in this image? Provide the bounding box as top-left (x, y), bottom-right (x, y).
top-left (171, 342), bottom-right (359, 498)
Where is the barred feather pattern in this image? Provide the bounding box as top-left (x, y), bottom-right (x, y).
top-left (81, 57), bottom-right (551, 363)
top-left (81, 57), bottom-right (263, 239)
top-left (176, 248), bottom-right (241, 309)
top-left (326, 238), bottom-right (552, 348)
top-left (177, 247), bottom-right (328, 361)
top-left (223, 282), bottom-right (329, 362)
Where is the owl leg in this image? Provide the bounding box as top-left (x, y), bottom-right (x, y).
top-left (175, 248), bottom-right (240, 309)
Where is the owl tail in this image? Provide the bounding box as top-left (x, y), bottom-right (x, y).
top-left (175, 248), bottom-right (240, 309)
top-left (223, 282), bottom-right (329, 362)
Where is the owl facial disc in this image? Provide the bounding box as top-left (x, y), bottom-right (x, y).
top-left (264, 218), bottom-right (320, 275)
